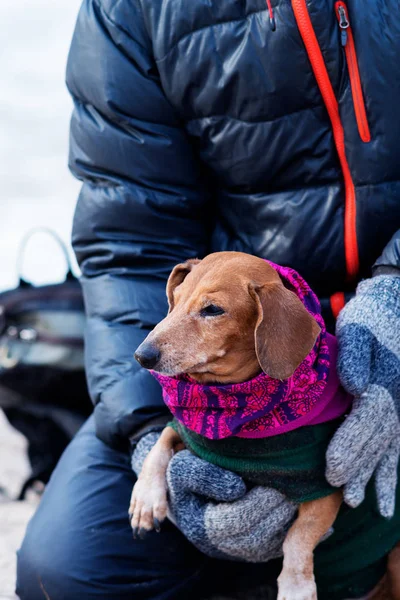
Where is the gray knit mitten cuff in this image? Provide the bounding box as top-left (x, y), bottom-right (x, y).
top-left (327, 275), bottom-right (400, 518)
top-left (131, 431), bottom-right (161, 477)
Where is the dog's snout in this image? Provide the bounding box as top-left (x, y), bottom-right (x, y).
top-left (134, 342), bottom-right (161, 369)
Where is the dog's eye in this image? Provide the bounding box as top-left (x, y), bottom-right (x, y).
top-left (200, 304), bottom-right (225, 317)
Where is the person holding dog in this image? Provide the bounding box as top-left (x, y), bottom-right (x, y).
top-left (17, 0), bottom-right (400, 598)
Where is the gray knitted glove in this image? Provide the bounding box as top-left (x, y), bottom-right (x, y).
top-left (326, 275), bottom-right (400, 518)
top-left (167, 450), bottom-right (298, 562)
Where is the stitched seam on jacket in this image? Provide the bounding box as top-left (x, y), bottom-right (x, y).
top-left (70, 90), bottom-right (182, 134)
top-left (217, 181), bottom-right (342, 198)
top-left (86, 2), bottom-right (188, 130)
top-left (186, 103), bottom-right (325, 126)
top-left (93, 0), bottom-right (150, 53)
top-left (215, 178), bottom-right (400, 200)
top-left (354, 178), bottom-right (400, 190)
top-left (156, 9), bottom-right (268, 62)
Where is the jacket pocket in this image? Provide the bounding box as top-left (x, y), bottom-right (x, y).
top-left (335, 1), bottom-right (371, 142)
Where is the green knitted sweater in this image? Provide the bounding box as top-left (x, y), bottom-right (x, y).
top-left (172, 418), bottom-right (341, 502)
top-left (171, 419), bottom-right (400, 598)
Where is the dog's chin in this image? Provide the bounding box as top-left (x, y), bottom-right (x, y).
top-left (186, 371), bottom-right (218, 383)
top-left (154, 362), bottom-right (217, 382)
top-left (186, 367), bottom-right (239, 384)
top-left (150, 363), bottom-right (202, 377)
top-left (154, 359), bottom-right (261, 384)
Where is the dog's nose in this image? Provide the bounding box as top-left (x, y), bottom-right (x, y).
top-left (134, 342), bottom-right (161, 369)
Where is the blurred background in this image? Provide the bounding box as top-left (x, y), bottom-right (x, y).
top-left (0, 2), bottom-right (83, 597)
top-left (0, 0), bottom-right (82, 292)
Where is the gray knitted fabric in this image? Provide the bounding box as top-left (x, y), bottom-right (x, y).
top-left (131, 436), bottom-right (298, 561)
top-left (131, 431), bottom-right (161, 476)
top-left (327, 275), bottom-right (400, 518)
top-left (166, 450), bottom-right (298, 562)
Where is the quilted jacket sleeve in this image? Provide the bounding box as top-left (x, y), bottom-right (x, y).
top-left (67, 0), bottom-right (210, 449)
top-left (373, 230), bottom-right (400, 275)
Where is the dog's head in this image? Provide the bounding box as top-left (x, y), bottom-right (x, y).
top-left (134, 252), bottom-right (321, 383)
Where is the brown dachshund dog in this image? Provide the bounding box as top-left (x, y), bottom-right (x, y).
top-left (130, 252), bottom-right (400, 600)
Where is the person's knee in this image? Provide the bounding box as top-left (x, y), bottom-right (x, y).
top-left (16, 511), bottom-right (206, 600)
top-left (15, 414), bottom-right (207, 599)
top-left (16, 520), bottom-right (80, 600)
top-left (16, 544), bottom-right (49, 600)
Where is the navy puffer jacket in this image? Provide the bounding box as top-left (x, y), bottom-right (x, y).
top-left (67, 0), bottom-right (400, 449)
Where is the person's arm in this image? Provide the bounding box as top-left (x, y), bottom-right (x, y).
top-left (372, 230), bottom-right (400, 276)
top-left (67, 0), bottom-right (210, 449)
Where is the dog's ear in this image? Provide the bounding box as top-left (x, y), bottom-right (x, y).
top-left (166, 259), bottom-right (201, 311)
top-left (249, 282), bottom-right (321, 380)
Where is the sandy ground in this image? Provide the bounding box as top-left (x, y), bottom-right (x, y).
top-left (0, 411), bottom-right (40, 600)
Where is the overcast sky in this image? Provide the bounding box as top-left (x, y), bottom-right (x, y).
top-left (0, 0), bottom-right (83, 291)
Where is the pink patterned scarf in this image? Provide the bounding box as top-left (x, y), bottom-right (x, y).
top-left (151, 261), bottom-right (351, 440)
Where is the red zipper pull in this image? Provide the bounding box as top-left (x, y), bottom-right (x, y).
top-left (334, 2), bottom-right (371, 141)
top-left (337, 4), bottom-right (349, 46)
top-left (266, 0), bottom-right (276, 31)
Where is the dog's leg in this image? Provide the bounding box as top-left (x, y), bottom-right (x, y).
top-left (387, 541), bottom-right (400, 599)
top-left (277, 490), bottom-right (342, 600)
top-left (129, 426), bottom-right (183, 536)
top-left (342, 541), bottom-right (400, 600)
top-left (346, 574), bottom-right (393, 600)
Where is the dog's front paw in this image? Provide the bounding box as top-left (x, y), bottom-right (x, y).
top-left (277, 571), bottom-right (317, 600)
top-left (129, 473), bottom-right (168, 539)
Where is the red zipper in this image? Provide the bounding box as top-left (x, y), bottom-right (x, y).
top-left (330, 291), bottom-right (346, 319)
top-left (335, 2), bottom-right (371, 143)
top-left (265, 0), bottom-right (276, 31)
top-left (291, 0), bottom-right (359, 281)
